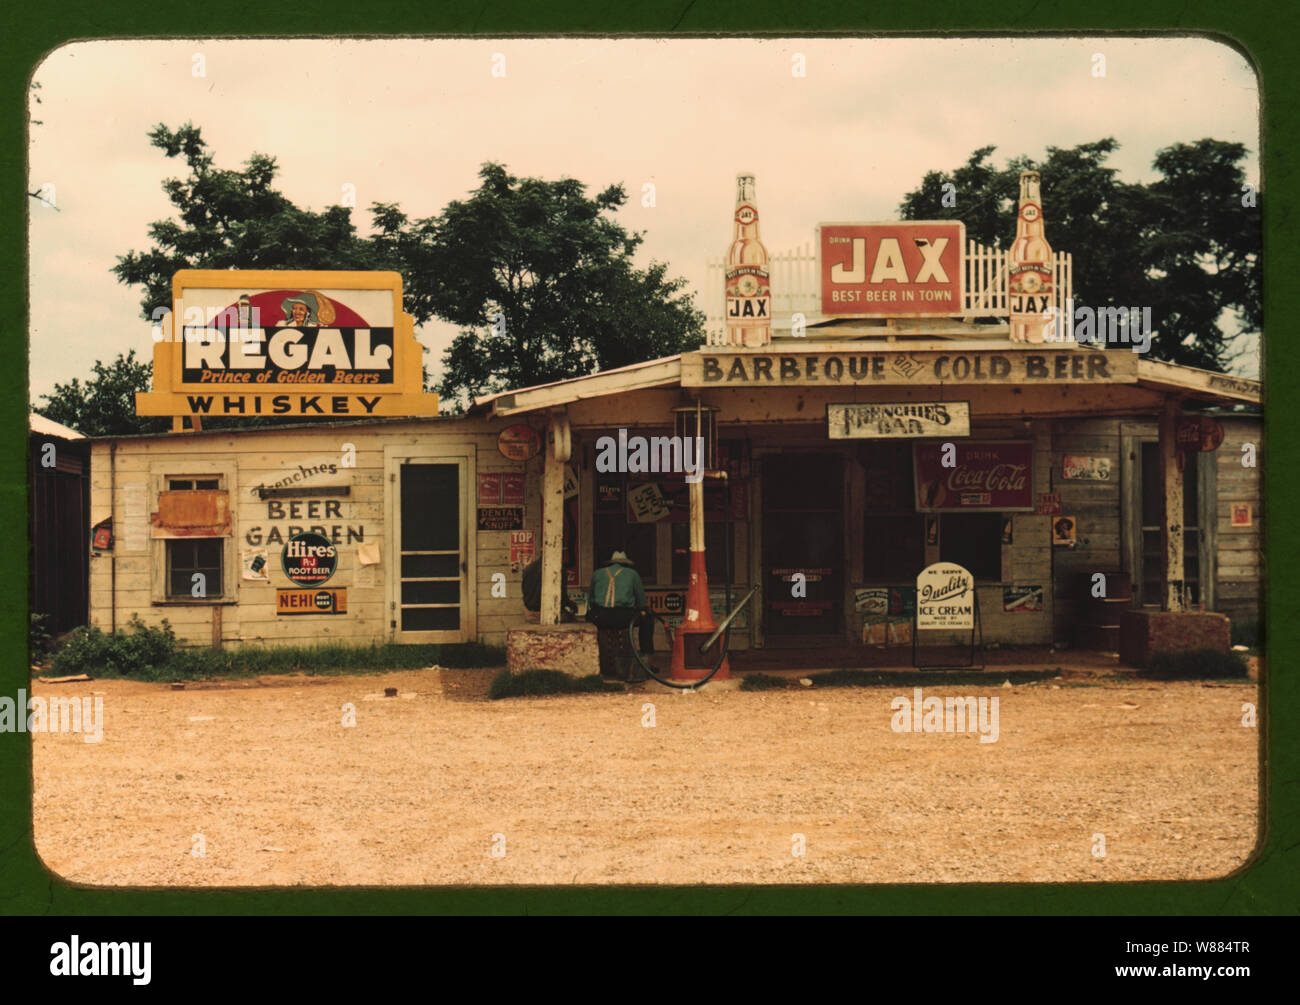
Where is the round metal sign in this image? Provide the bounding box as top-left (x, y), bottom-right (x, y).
top-left (1176, 416), bottom-right (1225, 452)
top-left (498, 424), bottom-right (542, 461)
top-left (282, 531), bottom-right (338, 586)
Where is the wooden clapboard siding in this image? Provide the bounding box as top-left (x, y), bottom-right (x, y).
top-left (88, 416), bottom-right (536, 650)
top-left (83, 390), bottom-right (1260, 655)
top-left (1211, 416), bottom-right (1262, 623)
top-left (1049, 418), bottom-right (1125, 639)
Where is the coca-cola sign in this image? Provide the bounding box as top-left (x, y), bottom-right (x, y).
top-left (913, 441), bottom-right (1034, 512)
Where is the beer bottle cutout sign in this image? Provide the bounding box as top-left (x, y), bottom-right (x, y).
top-left (726, 173), bottom-right (772, 347)
top-left (1008, 170), bottom-right (1054, 343)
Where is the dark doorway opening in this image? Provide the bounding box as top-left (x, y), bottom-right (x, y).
top-left (762, 453), bottom-right (844, 641)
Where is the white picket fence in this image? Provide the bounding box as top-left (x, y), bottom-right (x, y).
top-left (705, 240), bottom-right (1074, 345)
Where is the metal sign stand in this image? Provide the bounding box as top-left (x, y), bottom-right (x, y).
top-left (912, 592), bottom-right (985, 670)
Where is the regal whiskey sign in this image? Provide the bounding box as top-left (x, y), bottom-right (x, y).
top-left (137, 270), bottom-right (439, 419)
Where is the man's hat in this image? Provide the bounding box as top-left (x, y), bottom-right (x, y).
top-left (609, 550), bottom-right (635, 566)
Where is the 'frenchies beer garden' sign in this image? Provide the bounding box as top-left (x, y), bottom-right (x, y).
top-left (828, 401), bottom-right (971, 439)
top-left (819, 222), bottom-right (965, 317)
top-left (137, 270), bottom-right (439, 419)
top-left (914, 441), bottom-right (1034, 511)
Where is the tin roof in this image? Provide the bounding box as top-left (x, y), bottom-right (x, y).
top-left (83, 413), bottom-right (466, 443)
top-left (30, 413), bottom-right (86, 440)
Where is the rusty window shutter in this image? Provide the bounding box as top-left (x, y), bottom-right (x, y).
top-left (151, 489), bottom-right (231, 538)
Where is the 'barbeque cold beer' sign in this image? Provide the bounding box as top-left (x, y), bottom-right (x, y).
top-left (137, 270), bottom-right (439, 419)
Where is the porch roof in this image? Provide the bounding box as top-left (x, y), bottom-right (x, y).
top-left (471, 341), bottom-right (1261, 418)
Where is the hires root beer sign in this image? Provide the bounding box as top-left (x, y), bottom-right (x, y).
top-left (819, 222), bottom-right (964, 317)
top-left (913, 441), bottom-right (1033, 512)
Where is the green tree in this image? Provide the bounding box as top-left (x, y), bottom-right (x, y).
top-left (112, 124), bottom-right (382, 322)
top-left (898, 139), bottom-right (1260, 371)
top-left (37, 351), bottom-right (170, 436)
top-left (112, 127), bottom-right (705, 415)
top-left (373, 163), bottom-right (704, 407)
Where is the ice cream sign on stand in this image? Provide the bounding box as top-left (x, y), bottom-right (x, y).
top-left (916, 563), bottom-right (975, 630)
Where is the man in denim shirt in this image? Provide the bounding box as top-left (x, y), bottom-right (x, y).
top-left (587, 551), bottom-right (655, 680)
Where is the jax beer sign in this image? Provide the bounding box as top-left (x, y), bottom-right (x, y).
top-left (137, 270), bottom-right (439, 419)
top-left (819, 222), bottom-right (964, 317)
top-left (914, 440), bottom-right (1034, 512)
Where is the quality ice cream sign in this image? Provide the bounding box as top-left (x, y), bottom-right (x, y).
top-left (916, 563), bottom-right (975, 630)
top-left (137, 270), bottom-right (439, 419)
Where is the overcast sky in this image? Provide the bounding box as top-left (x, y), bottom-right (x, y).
top-left (27, 36), bottom-right (1261, 400)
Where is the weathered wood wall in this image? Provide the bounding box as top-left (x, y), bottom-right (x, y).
top-left (85, 396), bottom-right (1261, 656)
top-left (1213, 416), bottom-right (1263, 629)
top-left (88, 416), bottom-right (540, 650)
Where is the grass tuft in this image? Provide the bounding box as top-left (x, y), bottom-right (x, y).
top-left (488, 669), bottom-right (623, 699)
top-left (1139, 648), bottom-right (1249, 681)
top-left (48, 615), bottom-right (505, 682)
top-left (739, 668), bottom-right (1056, 691)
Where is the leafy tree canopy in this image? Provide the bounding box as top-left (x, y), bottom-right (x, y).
top-left (898, 138), bottom-right (1260, 371)
top-left (37, 351), bottom-right (169, 437)
top-left (112, 125), bottom-right (704, 417)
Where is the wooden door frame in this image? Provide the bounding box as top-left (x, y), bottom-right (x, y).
top-left (383, 446), bottom-right (476, 643)
top-left (753, 447), bottom-right (850, 644)
top-left (1121, 424), bottom-right (1216, 610)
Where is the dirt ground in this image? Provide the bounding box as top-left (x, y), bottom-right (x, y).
top-left (31, 668), bottom-right (1261, 886)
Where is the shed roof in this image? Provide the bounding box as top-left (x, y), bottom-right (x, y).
top-left (30, 413), bottom-right (85, 440)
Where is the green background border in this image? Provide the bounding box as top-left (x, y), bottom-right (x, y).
top-left (4, 3), bottom-right (1291, 915)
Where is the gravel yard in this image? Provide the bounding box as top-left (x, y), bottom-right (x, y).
top-left (32, 669), bottom-right (1260, 886)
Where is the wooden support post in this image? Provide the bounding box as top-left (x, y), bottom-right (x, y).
top-left (541, 421), bottom-right (565, 626)
top-left (1158, 396), bottom-right (1185, 612)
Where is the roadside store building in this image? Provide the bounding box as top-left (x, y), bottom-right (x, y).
top-left (84, 196), bottom-right (1263, 659)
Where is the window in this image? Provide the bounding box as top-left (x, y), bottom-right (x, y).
top-left (939, 512), bottom-right (1003, 581)
top-left (862, 443), bottom-right (925, 582)
top-left (159, 473), bottom-right (229, 601)
top-left (593, 512), bottom-right (657, 584)
top-left (167, 538), bottom-right (224, 599)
